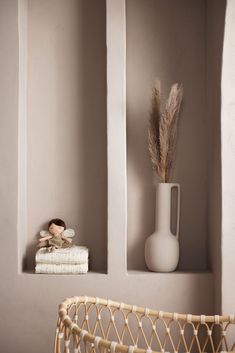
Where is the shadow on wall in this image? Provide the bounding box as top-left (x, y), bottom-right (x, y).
top-left (23, 221), bottom-right (48, 271)
top-left (206, 0), bottom-right (226, 313)
top-left (77, 0), bottom-right (107, 272)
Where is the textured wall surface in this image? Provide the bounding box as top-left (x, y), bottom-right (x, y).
top-left (0, 1), bottom-right (227, 352)
top-left (221, 0), bottom-right (235, 314)
top-left (26, 0), bottom-right (107, 272)
top-left (206, 0), bottom-right (226, 313)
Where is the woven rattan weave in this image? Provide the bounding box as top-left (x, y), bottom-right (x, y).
top-left (55, 296), bottom-right (235, 353)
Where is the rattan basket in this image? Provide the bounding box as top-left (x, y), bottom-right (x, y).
top-left (55, 296), bottom-right (235, 353)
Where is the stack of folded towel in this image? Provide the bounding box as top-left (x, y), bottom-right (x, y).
top-left (35, 246), bottom-right (89, 274)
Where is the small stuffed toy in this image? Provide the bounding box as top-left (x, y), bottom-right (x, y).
top-left (38, 218), bottom-right (75, 252)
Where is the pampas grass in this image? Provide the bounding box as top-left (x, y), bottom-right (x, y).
top-left (148, 80), bottom-right (183, 183)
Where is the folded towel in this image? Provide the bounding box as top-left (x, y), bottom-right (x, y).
top-left (36, 246), bottom-right (89, 265)
top-left (35, 262), bottom-right (88, 274)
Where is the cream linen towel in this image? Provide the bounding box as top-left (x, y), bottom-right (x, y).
top-left (36, 246), bottom-right (89, 265)
top-left (35, 262), bottom-right (88, 274)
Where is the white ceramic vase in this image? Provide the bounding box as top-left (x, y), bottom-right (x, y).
top-left (145, 182), bottom-right (180, 272)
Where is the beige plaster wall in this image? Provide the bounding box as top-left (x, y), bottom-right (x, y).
top-left (126, 0), bottom-right (208, 270)
top-left (0, 1), bottom-right (18, 264)
top-left (221, 0), bottom-right (235, 315)
top-left (25, 0), bottom-right (107, 271)
top-left (206, 0), bottom-right (226, 313)
top-left (0, 1), bottom-right (222, 352)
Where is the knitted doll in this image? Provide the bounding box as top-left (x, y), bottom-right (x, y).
top-left (38, 218), bottom-right (75, 252)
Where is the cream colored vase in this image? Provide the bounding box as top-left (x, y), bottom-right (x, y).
top-left (145, 183), bottom-right (180, 272)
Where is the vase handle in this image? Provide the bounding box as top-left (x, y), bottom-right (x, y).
top-left (171, 184), bottom-right (180, 240)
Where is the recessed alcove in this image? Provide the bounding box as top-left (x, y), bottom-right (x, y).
top-left (16, 0), bottom-right (225, 283)
top-left (19, 0), bottom-right (107, 273)
top-left (126, 0), bottom-right (225, 273)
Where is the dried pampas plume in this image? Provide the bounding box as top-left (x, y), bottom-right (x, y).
top-left (148, 80), bottom-right (183, 183)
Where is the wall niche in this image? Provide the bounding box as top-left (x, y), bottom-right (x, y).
top-left (126, 0), bottom-right (225, 272)
top-left (20, 0), bottom-right (107, 273)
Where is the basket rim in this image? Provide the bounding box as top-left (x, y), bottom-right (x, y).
top-left (57, 295), bottom-right (235, 353)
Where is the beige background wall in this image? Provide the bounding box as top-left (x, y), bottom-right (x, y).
top-left (25, 0), bottom-right (107, 272)
top-left (206, 0), bottom-right (226, 313)
top-left (0, 0), bottom-right (229, 352)
top-left (221, 0), bottom-right (235, 315)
